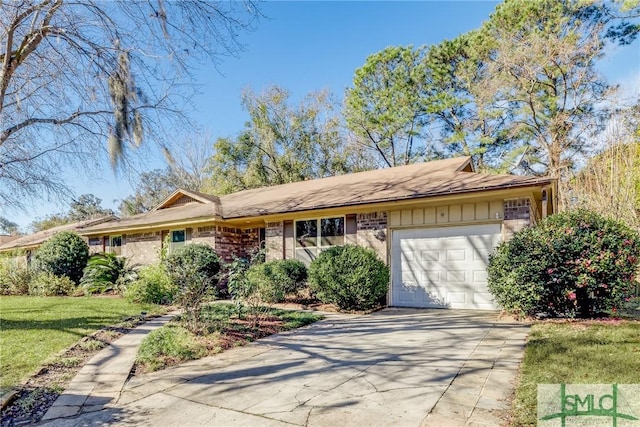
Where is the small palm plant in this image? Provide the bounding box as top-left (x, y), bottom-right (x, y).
top-left (81, 253), bottom-right (139, 295)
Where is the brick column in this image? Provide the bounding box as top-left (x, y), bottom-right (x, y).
top-left (356, 212), bottom-right (388, 264)
top-left (502, 198), bottom-right (532, 241)
top-left (265, 221), bottom-right (284, 261)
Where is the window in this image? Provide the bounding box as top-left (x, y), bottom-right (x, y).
top-left (295, 220), bottom-right (318, 249)
top-left (320, 217), bottom-right (344, 246)
top-left (170, 229), bottom-right (186, 252)
top-left (295, 217), bottom-right (344, 263)
top-left (110, 235), bottom-right (122, 256)
top-left (259, 228), bottom-right (266, 249)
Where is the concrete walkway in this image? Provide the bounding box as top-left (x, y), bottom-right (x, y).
top-left (40, 312), bottom-right (178, 422)
top-left (38, 309), bottom-right (529, 427)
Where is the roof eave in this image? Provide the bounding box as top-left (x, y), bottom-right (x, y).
top-left (221, 178), bottom-right (556, 220)
top-left (81, 215), bottom-right (222, 235)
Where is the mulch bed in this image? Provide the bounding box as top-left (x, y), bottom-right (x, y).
top-left (129, 315), bottom-right (289, 376)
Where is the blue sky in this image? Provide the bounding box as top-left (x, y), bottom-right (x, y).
top-left (6, 1), bottom-right (639, 231)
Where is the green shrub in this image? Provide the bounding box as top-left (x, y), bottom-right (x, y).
top-left (163, 244), bottom-right (221, 326)
top-left (225, 256), bottom-right (252, 307)
top-left (243, 259), bottom-right (308, 304)
top-left (308, 245), bottom-right (389, 311)
top-left (33, 231), bottom-right (89, 284)
top-left (80, 253), bottom-right (138, 295)
top-left (28, 272), bottom-right (77, 296)
top-left (488, 209), bottom-right (640, 318)
top-left (273, 259), bottom-right (308, 294)
top-left (125, 264), bottom-right (177, 304)
top-left (245, 263), bottom-right (286, 304)
top-left (136, 325), bottom-right (206, 371)
top-left (0, 262), bottom-right (32, 295)
top-left (225, 250), bottom-right (276, 326)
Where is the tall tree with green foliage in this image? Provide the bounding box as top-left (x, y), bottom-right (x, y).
top-left (345, 0), bottom-right (637, 179)
top-left (119, 169), bottom-right (181, 216)
top-left (422, 32), bottom-right (516, 171)
top-left (345, 46), bottom-right (432, 167)
top-left (207, 86), bottom-right (373, 194)
top-left (68, 194), bottom-right (114, 222)
top-left (478, 0), bottom-right (614, 204)
top-left (31, 193), bottom-right (113, 231)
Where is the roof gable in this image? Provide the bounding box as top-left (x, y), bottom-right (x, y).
top-left (153, 189), bottom-right (221, 211)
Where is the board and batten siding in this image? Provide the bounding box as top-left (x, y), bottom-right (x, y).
top-left (388, 201), bottom-right (504, 228)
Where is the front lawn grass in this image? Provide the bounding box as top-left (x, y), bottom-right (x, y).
top-left (0, 296), bottom-right (165, 391)
top-left (512, 321), bottom-right (640, 426)
top-left (136, 303), bottom-right (322, 372)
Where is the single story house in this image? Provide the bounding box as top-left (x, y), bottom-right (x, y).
top-left (0, 156), bottom-right (556, 309)
top-left (76, 156), bottom-right (556, 310)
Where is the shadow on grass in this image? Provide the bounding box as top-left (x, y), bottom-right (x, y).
top-left (0, 317), bottom-right (131, 337)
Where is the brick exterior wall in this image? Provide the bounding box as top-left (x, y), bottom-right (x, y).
top-left (265, 221), bottom-right (284, 261)
top-left (87, 237), bottom-right (103, 255)
top-left (84, 225), bottom-right (256, 266)
top-left (356, 211), bottom-right (388, 264)
top-left (191, 225), bottom-right (216, 249)
top-left (124, 232), bottom-right (163, 265)
top-left (241, 228), bottom-right (260, 259)
top-left (214, 226), bottom-right (244, 263)
top-left (502, 198), bottom-right (532, 241)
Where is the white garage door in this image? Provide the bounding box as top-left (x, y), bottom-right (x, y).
top-left (391, 224), bottom-right (501, 310)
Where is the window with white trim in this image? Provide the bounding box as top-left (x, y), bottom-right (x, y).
top-left (295, 217), bottom-right (344, 264)
top-left (170, 229), bottom-right (186, 252)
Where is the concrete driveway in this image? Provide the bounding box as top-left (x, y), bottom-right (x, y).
top-left (40, 309), bottom-right (529, 427)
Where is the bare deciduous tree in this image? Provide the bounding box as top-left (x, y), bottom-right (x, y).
top-left (0, 0), bottom-right (259, 208)
top-left (569, 103), bottom-right (640, 228)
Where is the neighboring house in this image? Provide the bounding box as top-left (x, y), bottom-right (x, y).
top-left (0, 157), bottom-right (556, 310)
top-left (0, 216), bottom-right (117, 266)
top-left (78, 156), bottom-right (555, 310)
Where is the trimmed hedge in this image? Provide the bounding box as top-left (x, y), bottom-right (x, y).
top-left (488, 209), bottom-right (640, 318)
top-left (309, 245), bottom-right (389, 311)
top-left (273, 259), bottom-right (308, 295)
top-left (244, 259), bottom-right (308, 303)
top-left (33, 231), bottom-right (89, 284)
top-left (164, 244), bottom-right (221, 284)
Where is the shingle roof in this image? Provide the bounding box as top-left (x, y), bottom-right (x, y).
top-left (0, 216), bottom-right (117, 251)
top-left (81, 201), bottom-right (220, 233)
top-left (78, 156), bottom-right (554, 234)
top-left (219, 165), bottom-right (553, 218)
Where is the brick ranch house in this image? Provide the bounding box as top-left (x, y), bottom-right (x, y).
top-left (0, 157), bottom-right (556, 309)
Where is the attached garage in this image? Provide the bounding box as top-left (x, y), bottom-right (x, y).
top-left (391, 223), bottom-right (502, 310)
